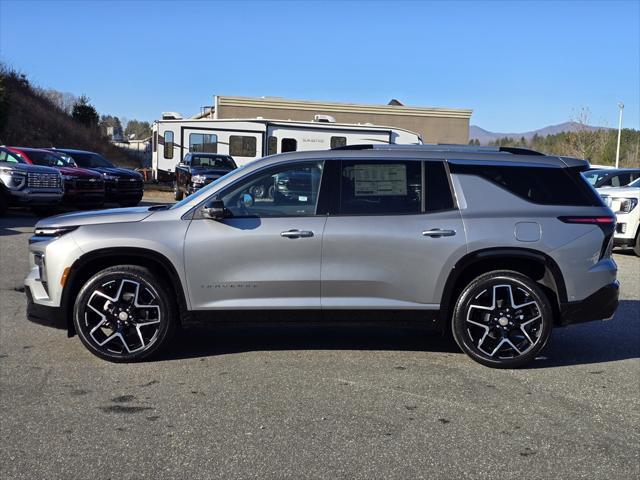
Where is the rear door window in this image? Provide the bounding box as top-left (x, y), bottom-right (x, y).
top-left (339, 160), bottom-right (422, 215)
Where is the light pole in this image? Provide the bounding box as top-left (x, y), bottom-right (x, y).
top-left (615, 102), bottom-right (624, 169)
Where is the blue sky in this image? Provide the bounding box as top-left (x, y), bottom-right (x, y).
top-left (0, 0), bottom-right (638, 132)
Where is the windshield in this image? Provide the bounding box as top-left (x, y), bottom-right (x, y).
top-left (582, 169), bottom-right (609, 186)
top-left (629, 178), bottom-right (640, 188)
top-left (65, 151), bottom-right (114, 168)
top-left (25, 150), bottom-right (72, 167)
top-left (170, 165), bottom-right (246, 210)
top-left (190, 155), bottom-right (237, 169)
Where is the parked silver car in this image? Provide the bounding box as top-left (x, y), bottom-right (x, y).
top-left (25, 145), bottom-right (619, 367)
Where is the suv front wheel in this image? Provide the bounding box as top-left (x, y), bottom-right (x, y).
top-left (452, 270), bottom-right (553, 368)
top-left (73, 265), bottom-right (177, 362)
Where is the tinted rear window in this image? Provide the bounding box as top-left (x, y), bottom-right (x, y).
top-left (450, 163), bottom-right (602, 206)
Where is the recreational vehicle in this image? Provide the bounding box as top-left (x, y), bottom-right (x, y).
top-left (151, 116), bottom-right (422, 180)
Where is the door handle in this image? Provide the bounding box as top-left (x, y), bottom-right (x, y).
top-left (422, 229), bottom-right (456, 238)
top-left (281, 229), bottom-right (314, 239)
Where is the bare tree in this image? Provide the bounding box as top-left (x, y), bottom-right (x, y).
top-left (564, 107), bottom-right (611, 161)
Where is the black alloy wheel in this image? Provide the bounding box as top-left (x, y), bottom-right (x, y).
top-left (452, 270), bottom-right (553, 368)
top-left (73, 265), bottom-right (177, 362)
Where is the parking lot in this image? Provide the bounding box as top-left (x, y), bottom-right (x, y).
top-left (0, 199), bottom-right (638, 480)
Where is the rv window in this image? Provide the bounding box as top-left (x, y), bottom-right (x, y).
top-left (267, 136), bottom-right (277, 156)
top-left (281, 138), bottom-right (297, 153)
top-left (190, 133), bottom-right (218, 153)
top-left (331, 136), bottom-right (347, 149)
top-left (164, 131), bottom-right (174, 159)
top-left (229, 135), bottom-right (257, 157)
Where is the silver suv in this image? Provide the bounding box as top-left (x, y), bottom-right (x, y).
top-left (24, 145), bottom-right (619, 368)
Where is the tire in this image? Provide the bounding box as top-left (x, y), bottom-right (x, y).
top-left (452, 270), bottom-right (553, 368)
top-left (173, 182), bottom-right (183, 201)
top-left (250, 184), bottom-right (266, 199)
top-left (634, 230), bottom-right (640, 257)
top-left (73, 265), bottom-right (177, 362)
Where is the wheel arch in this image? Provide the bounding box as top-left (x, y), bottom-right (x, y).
top-left (438, 247), bottom-right (567, 326)
top-left (61, 247), bottom-right (188, 337)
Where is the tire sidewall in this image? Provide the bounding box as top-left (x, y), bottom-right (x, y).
top-left (73, 266), bottom-right (175, 362)
top-left (452, 271), bottom-right (553, 368)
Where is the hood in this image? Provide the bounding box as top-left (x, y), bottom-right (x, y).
top-left (0, 163), bottom-right (60, 175)
top-left (190, 167), bottom-right (231, 177)
top-left (36, 206), bottom-right (155, 228)
top-left (57, 166), bottom-right (102, 178)
top-left (89, 167), bottom-right (142, 179)
top-left (597, 186), bottom-right (640, 198)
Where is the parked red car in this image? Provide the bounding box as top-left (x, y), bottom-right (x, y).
top-left (8, 147), bottom-right (105, 208)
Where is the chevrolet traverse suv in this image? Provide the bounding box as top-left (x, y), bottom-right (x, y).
top-left (25, 145), bottom-right (619, 368)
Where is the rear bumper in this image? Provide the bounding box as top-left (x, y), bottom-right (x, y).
top-left (559, 281), bottom-right (619, 326)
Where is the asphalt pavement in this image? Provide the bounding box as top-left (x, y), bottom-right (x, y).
top-left (0, 203), bottom-right (638, 479)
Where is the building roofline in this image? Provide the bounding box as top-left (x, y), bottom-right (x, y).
top-left (215, 95), bottom-right (473, 119)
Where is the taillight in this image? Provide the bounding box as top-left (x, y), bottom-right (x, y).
top-left (558, 216), bottom-right (615, 224)
top-left (558, 216), bottom-right (616, 260)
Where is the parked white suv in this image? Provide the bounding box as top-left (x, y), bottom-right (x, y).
top-left (598, 177), bottom-right (640, 256)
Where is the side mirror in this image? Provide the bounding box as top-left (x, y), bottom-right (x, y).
top-left (202, 199), bottom-right (226, 220)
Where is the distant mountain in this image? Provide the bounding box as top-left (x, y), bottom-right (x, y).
top-left (469, 122), bottom-right (607, 144)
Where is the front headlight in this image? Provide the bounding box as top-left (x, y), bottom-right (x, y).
top-left (62, 175), bottom-right (75, 181)
top-left (0, 168), bottom-right (27, 190)
top-left (192, 174), bottom-right (207, 184)
top-left (613, 197), bottom-right (638, 213)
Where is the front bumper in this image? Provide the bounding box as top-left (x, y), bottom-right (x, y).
top-left (25, 286), bottom-right (68, 332)
top-left (7, 189), bottom-right (63, 207)
top-left (105, 179), bottom-right (144, 202)
top-left (559, 281), bottom-right (620, 326)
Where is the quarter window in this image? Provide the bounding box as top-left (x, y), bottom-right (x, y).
top-left (220, 162), bottom-right (324, 217)
top-left (229, 135), bottom-right (257, 157)
top-left (330, 136), bottom-right (347, 149)
top-left (190, 133), bottom-right (218, 153)
top-left (281, 138), bottom-right (297, 153)
top-left (339, 160), bottom-right (422, 215)
top-left (450, 163), bottom-right (601, 206)
top-left (164, 131), bottom-right (174, 159)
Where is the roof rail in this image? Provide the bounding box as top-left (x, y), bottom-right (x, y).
top-left (332, 144), bottom-right (545, 156)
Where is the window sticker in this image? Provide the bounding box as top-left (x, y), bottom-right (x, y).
top-left (353, 164), bottom-right (407, 196)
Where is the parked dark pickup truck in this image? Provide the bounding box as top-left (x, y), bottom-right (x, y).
top-left (51, 148), bottom-right (144, 207)
top-left (174, 153), bottom-right (237, 200)
top-left (0, 146), bottom-right (63, 215)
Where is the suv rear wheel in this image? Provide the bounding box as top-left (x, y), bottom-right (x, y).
top-left (73, 265), bottom-right (177, 362)
top-left (452, 270), bottom-right (553, 368)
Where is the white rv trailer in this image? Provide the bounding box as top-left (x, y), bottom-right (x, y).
top-left (151, 116), bottom-right (422, 180)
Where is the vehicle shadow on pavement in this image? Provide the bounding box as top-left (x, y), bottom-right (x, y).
top-left (162, 323), bottom-right (461, 361)
top-left (531, 299), bottom-right (640, 368)
top-left (160, 300), bottom-right (639, 367)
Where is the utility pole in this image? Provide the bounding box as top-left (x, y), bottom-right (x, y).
top-left (616, 102), bottom-right (624, 169)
